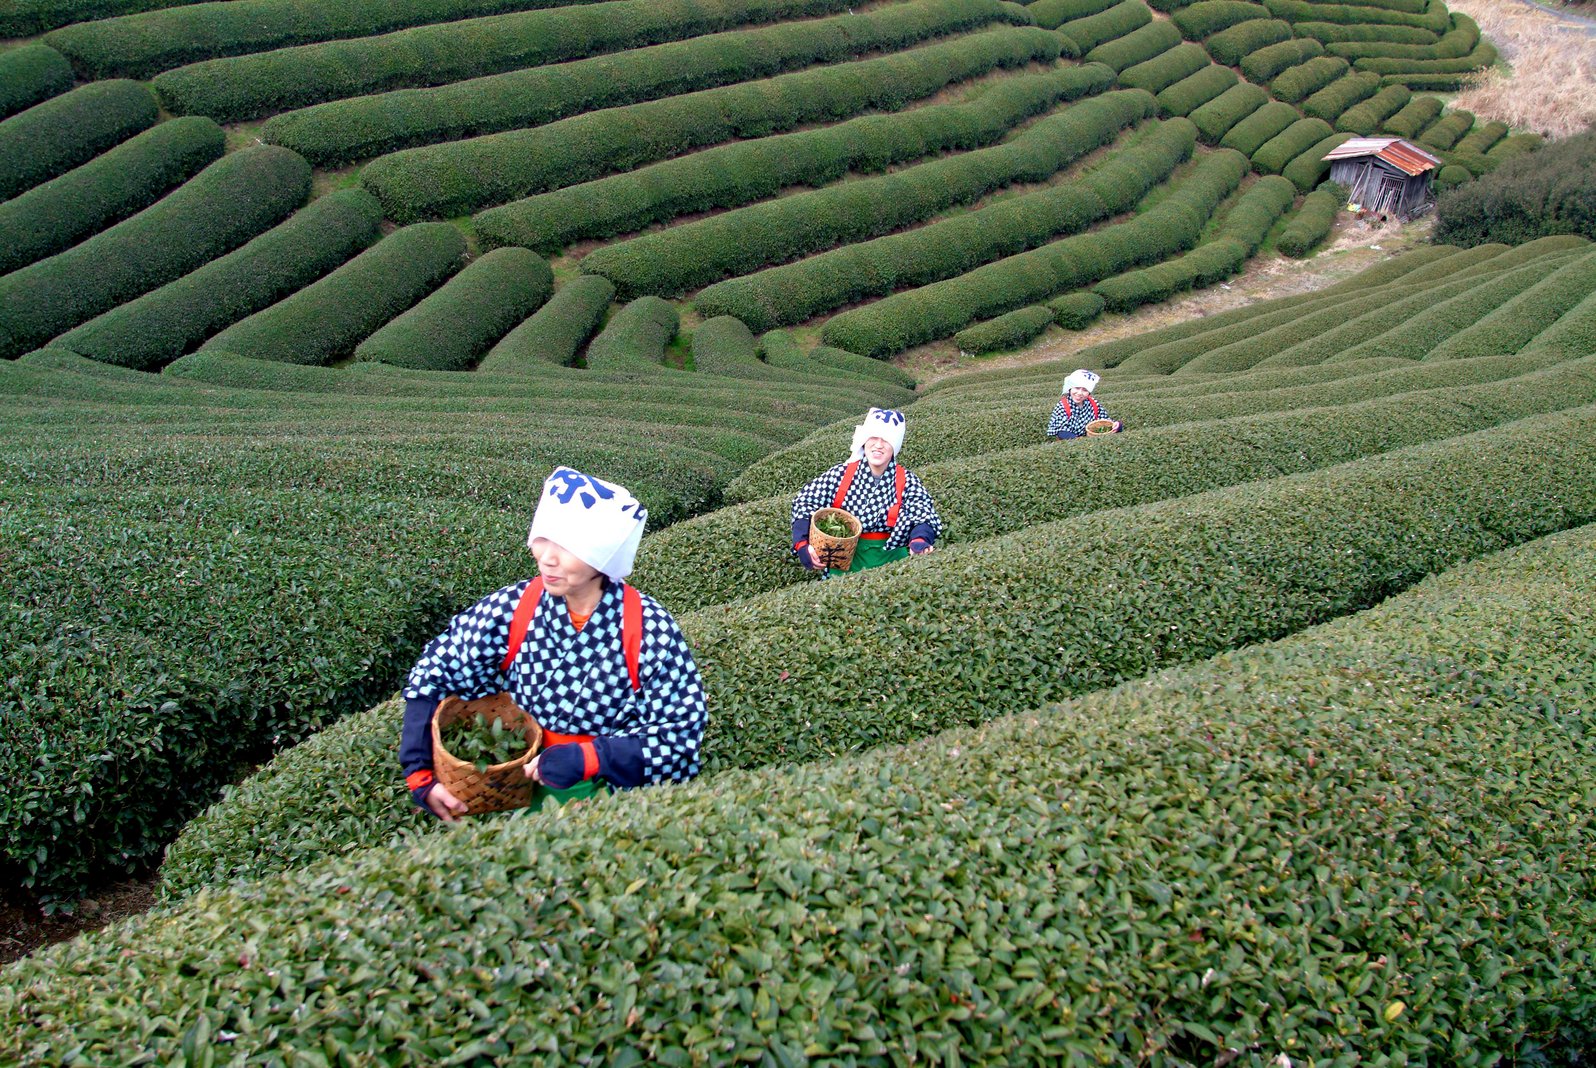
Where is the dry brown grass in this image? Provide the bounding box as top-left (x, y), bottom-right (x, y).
top-left (1445, 0), bottom-right (1596, 138)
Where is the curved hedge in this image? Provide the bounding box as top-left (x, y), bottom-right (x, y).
top-left (1264, 0), bottom-right (1451, 30)
top-left (954, 305), bottom-right (1054, 354)
top-left (1219, 99), bottom-right (1299, 155)
top-left (1117, 42), bottom-right (1210, 93)
top-left (0, 44), bottom-right (74, 119)
top-left (1201, 16), bottom-right (1289, 64)
top-left (363, 25), bottom-right (1063, 222)
top-left (54, 189), bottom-right (383, 371)
top-left (1426, 246), bottom-right (1596, 360)
top-left (0, 116), bottom-right (225, 277)
top-left (152, 0), bottom-right (857, 123)
top-left (1154, 62), bottom-right (1236, 115)
top-left (1083, 18), bottom-right (1181, 71)
top-left (1415, 107), bottom-right (1475, 151)
top-left (1300, 69), bottom-right (1379, 121)
top-left (1251, 116), bottom-right (1335, 174)
top-left (1277, 181), bottom-right (1343, 255)
top-left (1453, 118), bottom-right (1507, 156)
top-left (1355, 38), bottom-right (1496, 77)
top-left (1058, 0), bottom-right (1151, 52)
top-left (1188, 81), bottom-right (1268, 141)
top-left (0, 79), bottom-right (157, 203)
top-left (474, 63), bottom-right (1112, 252)
top-left (353, 247), bottom-right (552, 371)
top-left (0, 146), bottom-right (311, 361)
top-left (1486, 131), bottom-right (1542, 164)
top-left (696, 118), bottom-right (1195, 333)
top-left (1025, 0), bottom-right (1119, 29)
top-left (1171, 0), bottom-right (1269, 37)
top-left (202, 223), bottom-right (465, 365)
top-left (1049, 290), bottom-right (1106, 328)
top-left (820, 146), bottom-right (1246, 357)
top-left (1239, 37), bottom-right (1325, 82)
top-left (260, 0), bottom-right (1009, 166)
top-left (1381, 93), bottom-right (1442, 137)
top-left (689, 315), bottom-right (765, 377)
top-left (1324, 13), bottom-right (1476, 59)
top-left (0, 0), bottom-right (225, 35)
top-left (807, 344), bottom-right (918, 387)
top-left (1294, 19), bottom-right (1437, 43)
top-left (1332, 82), bottom-right (1408, 132)
top-left (478, 274), bottom-right (616, 371)
top-left (579, 89), bottom-right (1155, 299)
top-left (1433, 162), bottom-right (1470, 190)
top-left (1282, 130), bottom-right (1351, 190)
top-left (583, 296), bottom-right (678, 370)
top-left (1269, 55), bottom-right (1350, 104)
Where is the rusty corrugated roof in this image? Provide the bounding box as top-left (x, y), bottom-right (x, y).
top-left (1322, 136), bottom-right (1441, 175)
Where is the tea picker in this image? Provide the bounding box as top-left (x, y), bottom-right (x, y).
top-left (791, 407), bottom-right (943, 576)
top-left (1046, 369), bottom-right (1123, 441)
top-left (399, 466), bottom-right (707, 821)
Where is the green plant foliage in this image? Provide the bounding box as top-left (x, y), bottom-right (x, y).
top-left (1332, 82), bottom-right (1408, 132)
top-left (1426, 245), bottom-right (1596, 359)
top-left (1520, 283), bottom-right (1596, 358)
top-left (1264, 0), bottom-right (1450, 30)
top-left (698, 118), bottom-right (1195, 334)
top-left (151, 0), bottom-right (859, 123)
top-left (1239, 37), bottom-right (1325, 82)
top-left (202, 223), bottom-right (466, 365)
top-left (1250, 117), bottom-right (1334, 174)
top-left (954, 305), bottom-right (1054, 354)
top-left (1277, 181), bottom-right (1344, 255)
top-left (1282, 131), bottom-right (1351, 191)
top-left (0, 116), bottom-right (224, 277)
top-left (1453, 118), bottom-right (1506, 156)
top-left (1171, 0), bottom-right (1269, 38)
top-left (474, 63), bottom-right (1112, 253)
top-left (354, 247), bottom-right (552, 371)
top-left (1219, 100), bottom-right (1299, 155)
top-left (0, 44), bottom-right (74, 119)
top-left (1187, 81), bottom-right (1268, 142)
top-left (1380, 92), bottom-right (1442, 137)
top-left (1485, 131), bottom-right (1542, 163)
top-left (1433, 162), bottom-right (1470, 190)
top-left (0, 79), bottom-right (157, 203)
top-left (0, 0), bottom-right (219, 35)
top-left (1048, 290), bottom-right (1106, 328)
top-left (0, 146), bottom-right (311, 361)
top-left (820, 146), bottom-right (1246, 356)
top-left (804, 344), bottom-right (918, 388)
top-left (1416, 107), bottom-right (1474, 150)
top-left (1269, 56), bottom-right (1350, 104)
top-left (1201, 16), bottom-right (1289, 64)
top-left (52, 189), bottom-right (382, 371)
top-left (1323, 12), bottom-right (1476, 58)
top-left (1432, 127), bottom-right (1596, 247)
top-left (260, 0), bottom-right (1010, 166)
top-left (689, 316), bottom-right (767, 378)
top-left (1117, 42), bottom-right (1211, 93)
top-left (1154, 63), bottom-right (1236, 116)
top-left (478, 275), bottom-right (616, 371)
top-left (1355, 38), bottom-right (1496, 77)
top-left (585, 296), bottom-right (679, 370)
top-left (1025, 0), bottom-right (1119, 30)
top-left (1057, 0), bottom-right (1152, 52)
top-left (439, 712), bottom-right (532, 770)
top-left (1294, 19), bottom-right (1438, 43)
top-left (1299, 69), bottom-right (1379, 121)
top-left (581, 89), bottom-right (1154, 299)
top-left (364, 25), bottom-right (1062, 222)
top-left (1083, 18), bottom-right (1181, 71)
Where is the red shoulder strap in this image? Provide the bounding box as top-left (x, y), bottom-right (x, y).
top-left (501, 576), bottom-right (640, 691)
top-left (1060, 396), bottom-right (1071, 417)
top-left (1089, 396), bottom-right (1101, 418)
top-left (830, 460), bottom-right (860, 509)
top-left (886, 464), bottom-right (907, 528)
top-left (502, 577), bottom-right (545, 675)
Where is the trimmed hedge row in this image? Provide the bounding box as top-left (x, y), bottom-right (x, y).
top-left (1269, 55), bottom-right (1350, 104)
top-left (1264, 0), bottom-right (1451, 30)
top-left (1048, 290), bottom-right (1106, 327)
top-left (364, 26), bottom-right (1063, 222)
top-left (1277, 180), bottom-right (1343, 255)
top-left (1324, 13), bottom-right (1476, 58)
top-left (1251, 116), bottom-right (1334, 173)
top-left (1057, 0), bottom-right (1151, 52)
top-left (1434, 162), bottom-right (1470, 190)
top-left (820, 146), bottom-right (1246, 357)
top-left (41, 0), bottom-right (623, 80)
top-left (1188, 80), bottom-right (1268, 141)
top-left (1219, 99), bottom-right (1298, 155)
top-left (1201, 16), bottom-right (1290, 64)
top-left (1300, 69), bottom-right (1379, 120)
top-left (0, 146), bottom-right (311, 361)
top-left (696, 118), bottom-right (1196, 334)
top-left (1453, 118), bottom-right (1507, 156)
top-left (474, 63), bottom-right (1112, 253)
top-left (954, 305), bottom-right (1054, 354)
top-left (1426, 245), bottom-right (1596, 360)
top-left (260, 0), bottom-right (1010, 166)
top-left (1355, 38), bottom-right (1496, 76)
top-left (584, 296), bottom-right (678, 370)
top-left (152, 0), bottom-right (858, 124)
top-left (0, 0), bottom-right (220, 35)
top-left (1240, 37), bottom-right (1325, 82)
top-left (478, 275), bottom-right (616, 371)
top-left (1380, 92), bottom-right (1441, 136)
top-left (1416, 107), bottom-right (1474, 150)
top-left (1485, 131), bottom-right (1542, 163)
top-left (1082, 18), bottom-right (1181, 71)
top-left (580, 90), bottom-right (1155, 299)
top-left (1282, 130), bottom-right (1351, 190)
top-left (0, 44), bottom-right (74, 119)
top-left (689, 315), bottom-right (765, 377)
top-left (0, 116), bottom-right (224, 277)
top-left (54, 189), bottom-right (384, 371)
top-left (1294, 18), bottom-right (1437, 42)
top-left (1332, 81), bottom-right (1408, 132)
top-left (202, 223), bottom-right (466, 365)
top-left (1171, 0), bottom-right (1269, 38)
top-left (807, 344), bottom-right (918, 387)
top-left (1025, 0), bottom-right (1119, 29)
top-left (1117, 42), bottom-right (1211, 93)
top-left (0, 79), bottom-right (157, 203)
top-left (1154, 62), bottom-right (1236, 115)
top-left (353, 248), bottom-right (552, 371)
top-left (1521, 283), bottom-right (1596, 358)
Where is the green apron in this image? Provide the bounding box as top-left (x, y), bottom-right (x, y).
top-left (528, 777), bottom-right (612, 811)
top-left (831, 537), bottom-right (908, 575)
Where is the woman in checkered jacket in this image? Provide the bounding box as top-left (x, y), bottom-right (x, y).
top-left (1046, 368), bottom-right (1123, 441)
top-left (791, 407), bottom-right (943, 575)
top-left (400, 467), bottom-right (707, 821)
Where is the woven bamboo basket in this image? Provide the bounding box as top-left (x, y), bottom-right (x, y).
top-left (1085, 418), bottom-right (1117, 436)
top-left (809, 507), bottom-right (862, 571)
top-left (431, 693), bottom-right (543, 815)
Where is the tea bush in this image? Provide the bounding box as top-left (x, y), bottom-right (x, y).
top-left (1485, 131), bottom-right (1542, 164)
top-left (1265, 0), bottom-right (1450, 30)
top-left (585, 297), bottom-right (679, 371)
top-left (53, 189), bottom-right (383, 371)
top-left (0, 115), bottom-right (224, 276)
top-left (1268, 56), bottom-right (1349, 103)
top-left (1188, 81), bottom-right (1268, 142)
top-left (1414, 107), bottom-right (1474, 150)
top-left (1117, 42), bottom-right (1210, 93)
top-left (1324, 12), bottom-right (1476, 58)
top-left (202, 222), bottom-right (466, 365)
top-left (1201, 16), bottom-right (1290, 64)
top-left (1250, 117), bottom-right (1334, 173)
top-left (1240, 37), bottom-right (1324, 82)
top-left (1048, 290), bottom-right (1106, 328)
top-left (0, 44), bottom-right (73, 119)
top-left (1356, 38), bottom-right (1496, 79)
top-left (581, 89), bottom-right (1154, 298)
top-left (1332, 82), bottom-right (1408, 132)
top-left (1219, 100), bottom-right (1299, 156)
top-left (1281, 131), bottom-right (1351, 190)
top-left (1381, 92), bottom-right (1442, 136)
top-left (0, 0), bottom-right (217, 35)
top-left (474, 64), bottom-right (1112, 252)
top-left (1295, 19), bottom-right (1437, 43)
top-left (804, 345), bottom-right (917, 388)
top-left (953, 305), bottom-right (1054, 354)
top-left (479, 275), bottom-right (615, 371)
top-left (1171, 0), bottom-right (1269, 37)
top-left (260, 0), bottom-right (1009, 165)
top-left (1425, 245), bottom-right (1596, 360)
top-left (1277, 181), bottom-right (1344, 255)
top-left (151, 0), bottom-right (857, 123)
top-left (1300, 69), bottom-right (1379, 121)
top-left (1453, 118), bottom-right (1506, 156)
top-left (689, 316), bottom-right (766, 378)
top-left (1083, 19), bottom-right (1181, 71)
top-left (1057, 0), bottom-right (1152, 52)
top-left (0, 146), bottom-right (311, 360)
top-left (0, 79), bottom-right (157, 202)
top-left (697, 117), bottom-right (1193, 333)
top-left (363, 26), bottom-right (1062, 221)
top-left (354, 248), bottom-right (553, 371)
top-left (1434, 125), bottom-right (1596, 247)
top-left (1026, 0), bottom-right (1120, 29)
top-left (1154, 63), bottom-right (1236, 115)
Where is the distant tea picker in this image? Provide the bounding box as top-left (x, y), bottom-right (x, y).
top-left (1046, 369), bottom-right (1123, 441)
top-left (791, 407), bottom-right (943, 575)
top-left (400, 467), bottom-right (707, 821)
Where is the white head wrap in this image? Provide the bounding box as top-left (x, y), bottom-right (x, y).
top-left (1063, 369), bottom-right (1100, 395)
top-left (849, 407), bottom-right (907, 462)
top-left (526, 467), bottom-right (648, 582)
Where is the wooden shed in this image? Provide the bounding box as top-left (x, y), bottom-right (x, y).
top-left (1322, 137), bottom-right (1443, 220)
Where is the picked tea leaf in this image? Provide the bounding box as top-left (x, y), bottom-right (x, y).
top-left (441, 712), bottom-right (530, 771)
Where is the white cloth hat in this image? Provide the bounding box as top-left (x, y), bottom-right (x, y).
top-left (1062, 369), bottom-right (1101, 394)
top-left (849, 407), bottom-right (907, 461)
top-left (527, 467), bottom-right (648, 582)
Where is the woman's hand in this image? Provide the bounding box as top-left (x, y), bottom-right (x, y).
top-left (909, 538), bottom-right (935, 556)
top-left (424, 782), bottom-right (468, 822)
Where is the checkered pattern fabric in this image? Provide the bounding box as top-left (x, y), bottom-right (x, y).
top-left (405, 579), bottom-right (706, 784)
top-left (791, 460), bottom-right (943, 551)
top-left (1046, 395), bottom-right (1113, 438)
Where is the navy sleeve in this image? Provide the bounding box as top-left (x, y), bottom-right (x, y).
top-left (400, 695), bottom-right (439, 775)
